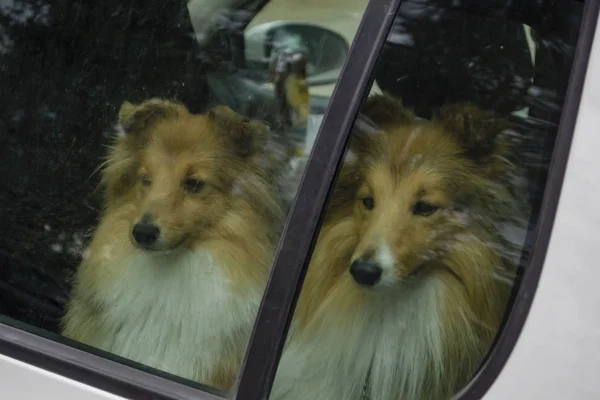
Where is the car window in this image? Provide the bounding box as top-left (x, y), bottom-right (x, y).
top-left (268, 1), bottom-right (584, 400)
top-left (0, 0), bottom-right (368, 395)
top-left (0, 0), bottom-right (587, 399)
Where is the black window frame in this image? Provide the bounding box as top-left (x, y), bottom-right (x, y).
top-left (0, 0), bottom-right (598, 399)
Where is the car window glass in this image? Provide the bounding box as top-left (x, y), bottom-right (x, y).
top-left (270, 1), bottom-right (583, 400)
top-left (0, 0), bottom-right (369, 393)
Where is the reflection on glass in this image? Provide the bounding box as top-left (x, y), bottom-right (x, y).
top-left (270, 1), bottom-right (582, 400)
top-left (0, 0), bottom-right (368, 393)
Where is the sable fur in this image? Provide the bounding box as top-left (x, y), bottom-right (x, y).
top-left (61, 98), bottom-right (284, 390)
top-left (271, 94), bottom-right (521, 400)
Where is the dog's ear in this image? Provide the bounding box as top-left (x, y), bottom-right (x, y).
top-left (116, 98), bottom-right (188, 138)
top-left (100, 99), bottom-right (188, 207)
top-left (436, 102), bottom-right (511, 177)
top-left (361, 93), bottom-right (415, 128)
top-left (344, 113), bottom-right (382, 165)
top-left (118, 101), bottom-right (136, 123)
top-left (206, 105), bottom-right (269, 159)
top-left (344, 93), bottom-right (413, 164)
top-left (343, 94), bottom-right (411, 165)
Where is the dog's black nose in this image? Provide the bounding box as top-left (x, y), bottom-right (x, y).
top-left (350, 260), bottom-right (382, 287)
top-left (132, 222), bottom-right (160, 246)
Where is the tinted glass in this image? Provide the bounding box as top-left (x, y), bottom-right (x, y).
top-left (0, 0), bottom-right (369, 393)
top-left (270, 1), bottom-right (584, 399)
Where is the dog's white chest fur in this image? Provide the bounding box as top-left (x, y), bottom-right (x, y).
top-left (271, 281), bottom-right (444, 400)
top-left (94, 251), bottom-right (258, 383)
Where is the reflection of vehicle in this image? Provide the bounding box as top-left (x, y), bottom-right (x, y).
top-left (189, 0), bottom-right (375, 98)
top-left (0, 0), bottom-right (599, 400)
top-left (243, 0), bottom-right (378, 98)
top-left (189, 0), bottom-right (374, 116)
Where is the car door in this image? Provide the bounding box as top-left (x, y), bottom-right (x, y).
top-left (0, 0), bottom-right (597, 399)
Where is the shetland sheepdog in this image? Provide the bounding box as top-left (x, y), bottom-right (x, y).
top-left (61, 99), bottom-right (284, 390)
top-left (271, 94), bottom-right (522, 400)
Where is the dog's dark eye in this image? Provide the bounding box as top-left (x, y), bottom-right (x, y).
top-left (183, 178), bottom-right (205, 193)
top-left (412, 201), bottom-right (438, 216)
top-left (361, 196), bottom-right (375, 210)
top-left (140, 176), bottom-right (151, 187)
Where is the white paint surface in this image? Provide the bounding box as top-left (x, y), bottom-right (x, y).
top-left (0, 354), bottom-right (123, 400)
top-left (484, 11), bottom-right (600, 400)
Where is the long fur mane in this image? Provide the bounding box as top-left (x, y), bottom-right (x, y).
top-left (271, 94), bottom-right (524, 400)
